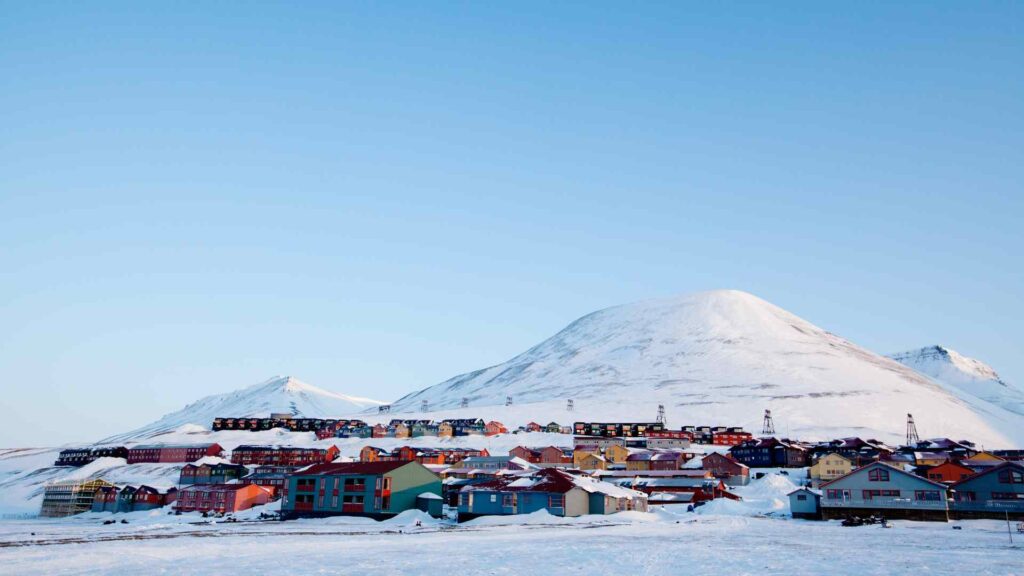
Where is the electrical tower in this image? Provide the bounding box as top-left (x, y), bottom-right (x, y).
top-left (378, 405), bottom-right (390, 414)
top-left (762, 409), bottom-right (776, 435)
top-left (656, 404), bottom-right (666, 426)
top-left (906, 413), bottom-right (920, 446)
top-left (420, 400), bottom-right (429, 412)
top-left (460, 397), bottom-right (469, 409)
top-left (567, 399), bottom-right (574, 412)
top-left (506, 396), bottom-right (513, 407)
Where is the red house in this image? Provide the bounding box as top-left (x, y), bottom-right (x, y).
top-left (371, 424), bottom-right (388, 438)
top-left (701, 452), bottom-right (750, 485)
top-left (126, 443), bottom-right (223, 464)
top-left (922, 461), bottom-right (977, 484)
top-left (230, 445), bottom-right (340, 467)
top-left (525, 422), bottom-right (543, 432)
top-left (485, 421), bottom-right (508, 436)
top-left (711, 429), bottom-right (754, 446)
top-left (174, 484), bottom-right (273, 514)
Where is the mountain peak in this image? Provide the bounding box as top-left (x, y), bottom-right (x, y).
top-left (101, 376), bottom-right (385, 443)
top-left (387, 290), bottom-right (1023, 447)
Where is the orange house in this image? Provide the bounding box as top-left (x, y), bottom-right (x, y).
top-left (924, 461), bottom-right (977, 484)
top-left (360, 446), bottom-right (390, 462)
top-left (371, 424), bottom-right (387, 438)
top-left (525, 422), bottom-right (543, 433)
top-left (484, 421), bottom-right (508, 436)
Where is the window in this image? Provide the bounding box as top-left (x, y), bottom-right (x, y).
top-left (862, 490), bottom-right (900, 500)
top-left (502, 494), bottom-right (516, 507)
top-left (826, 489), bottom-right (851, 500)
top-left (867, 468), bottom-right (890, 482)
top-left (548, 494), bottom-right (565, 509)
top-left (991, 492), bottom-right (1024, 500)
top-left (997, 469), bottom-right (1024, 484)
top-left (796, 495), bottom-right (807, 501)
top-left (914, 490), bottom-right (941, 501)
top-left (954, 491), bottom-right (976, 502)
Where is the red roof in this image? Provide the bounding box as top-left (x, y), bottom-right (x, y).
top-left (297, 461), bottom-right (412, 476)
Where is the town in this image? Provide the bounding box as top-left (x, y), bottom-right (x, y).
top-left (41, 411), bottom-right (1024, 525)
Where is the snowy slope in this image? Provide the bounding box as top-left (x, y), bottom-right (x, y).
top-left (386, 290), bottom-right (1024, 447)
top-left (100, 376), bottom-right (384, 444)
top-left (889, 346), bottom-right (1024, 418)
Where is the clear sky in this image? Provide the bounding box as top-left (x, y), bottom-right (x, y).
top-left (1, 2), bottom-right (1021, 447)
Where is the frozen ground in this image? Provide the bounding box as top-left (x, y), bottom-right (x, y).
top-left (0, 509), bottom-right (1021, 575)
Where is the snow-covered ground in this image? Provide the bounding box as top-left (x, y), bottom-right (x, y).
top-left (2, 471), bottom-right (1020, 574)
top-left (1, 507), bottom-right (1020, 575)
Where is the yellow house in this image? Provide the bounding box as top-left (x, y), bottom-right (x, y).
top-left (438, 422), bottom-right (454, 438)
top-left (604, 444), bottom-right (630, 464)
top-left (393, 423), bottom-right (410, 439)
top-left (575, 452), bottom-right (607, 470)
top-left (809, 453), bottom-right (853, 482)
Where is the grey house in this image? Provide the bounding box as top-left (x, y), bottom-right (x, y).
top-left (950, 462), bottom-right (1024, 520)
top-left (819, 461), bottom-right (950, 521)
top-left (788, 487), bottom-right (822, 519)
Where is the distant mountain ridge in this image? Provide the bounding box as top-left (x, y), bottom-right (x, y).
top-left (889, 345), bottom-right (1024, 418)
top-left (100, 376), bottom-right (384, 443)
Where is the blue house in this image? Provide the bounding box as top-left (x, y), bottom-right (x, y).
top-left (457, 468), bottom-right (647, 521)
top-left (819, 461), bottom-right (950, 521)
top-left (951, 462), bottom-right (1024, 519)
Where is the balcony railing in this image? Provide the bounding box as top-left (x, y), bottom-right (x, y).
top-left (950, 500), bottom-right (1024, 512)
top-left (822, 498), bottom-right (948, 510)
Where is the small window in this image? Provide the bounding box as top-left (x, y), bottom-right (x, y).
top-left (796, 495), bottom-right (807, 501)
top-left (867, 468), bottom-right (890, 482)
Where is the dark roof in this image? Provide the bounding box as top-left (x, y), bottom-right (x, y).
top-left (296, 461), bottom-right (413, 476)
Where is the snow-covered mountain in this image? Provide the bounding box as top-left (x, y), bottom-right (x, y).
top-left (100, 376), bottom-right (384, 443)
top-left (889, 346), bottom-right (1024, 418)
top-left (387, 290), bottom-right (1024, 447)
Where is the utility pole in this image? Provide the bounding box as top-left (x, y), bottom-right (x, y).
top-left (420, 399), bottom-right (428, 412)
top-left (460, 397), bottom-right (468, 409)
top-left (506, 396), bottom-right (513, 407)
top-left (656, 404), bottom-right (666, 426)
top-left (567, 399), bottom-right (574, 412)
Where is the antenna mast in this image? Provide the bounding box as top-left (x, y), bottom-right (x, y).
top-left (567, 399), bottom-right (574, 412)
top-left (656, 404), bottom-right (666, 426)
top-left (906, 413), bottom-right (920, 446)
top-left (506, 395), bottom-right (513, 407)
top-left (762, 409), bottom-right (776, 436)
top-left (420, 399), bottom-right (429, 412)
top-left (460, 397), bottom-right (469, 409)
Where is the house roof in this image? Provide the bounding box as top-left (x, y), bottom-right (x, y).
top-left (130, 443), bottom-right (220, 450)
top-left (787, 487), bottom-right (822, 497)
top-left (296, 461), bottom-right (414, 476)
top-left (462, 468), bottom-right (645, 499)
top-left (180, 483), bottom-right (266, 493)
top-left (951, 461), bottom-right (1024, 488)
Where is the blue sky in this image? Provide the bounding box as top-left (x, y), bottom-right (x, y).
top-left (1, 2), bottom-right (1021, 446)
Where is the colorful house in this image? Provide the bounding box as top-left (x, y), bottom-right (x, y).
top-left (819, 462), bottom-right (950, 521)
top-left (525, 422), bottom-right (543, 433)
top-left (230, 445), bottom-right (340, 467)
top-left (179, 462), bottom-right (249, 485)
top-left (574, 451), bottom-right (608, 471)
top-left (372, 424), bottom-right (388, 438)
top-left (961, 452), bottom-right (1005, 472)
top-left (809, 453), bottom-right (854, 484)
top-left (920, 461), bottom-right (976, 484)
top-left (700, 452), bottom-right (750, 486)
top-left (240, 465), bottom-right (298, 497)
top-left (710, 428), bottom-right (753, 446)
top-left (457, 468), bottom-right (647, 520)
top-left (788, 488), bottom-right (822, 520)
top-left (625, 450), bottom-right (691, 471)
top-left (729, 438), bottom-right (808, 468)
top-left (281, 461), bottom-right (442, 519)
top-left (950, 462), bottom-right (1024, 519)
top-left (484, 421), bottom-right (507, 436)
top-left (623, 477), bottom-right (737, 505)
top-left (438, 422), bottom-right (454, 438)
top-left (126, 443), bottom-right (223, 464)
top-left (359, 446), bottom-right (392, 462)
top-left (54, 446), bottom-right (128, 467)
top-left (175, 484), bottom-right (273, 514)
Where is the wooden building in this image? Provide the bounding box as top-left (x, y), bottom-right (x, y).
top-left (179, 463), bottom-right (249, 485)
top-left (126, 443), bottom-right (223, 464)
top-left (281, 461), bottom-right (442, 519)
top-left (230, 445), bottom-right (339, 467)
top-left (174, 484), bottom-right (273, 514)
top-left (819, 462), bottom-right (950, 521)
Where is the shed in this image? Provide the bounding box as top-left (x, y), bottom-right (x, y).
top-left (788, 487), bottom-right (822, 520)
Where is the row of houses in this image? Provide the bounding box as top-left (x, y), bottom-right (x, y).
top-left (211, 415), bottom-right (368, 433)
top-left (790, 461), bottom-right (1024, 521)
top-left (359, 445), bottom-right (490, 465)
top-left (54, 443), bottom-right (225, 467)
top-left (92, 485), bottom-right (178, 513)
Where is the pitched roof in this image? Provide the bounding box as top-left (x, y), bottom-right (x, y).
top-left (462, 468), bottom-right (645, 499)
top-left (296, 461), bottom-right (414, 476)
